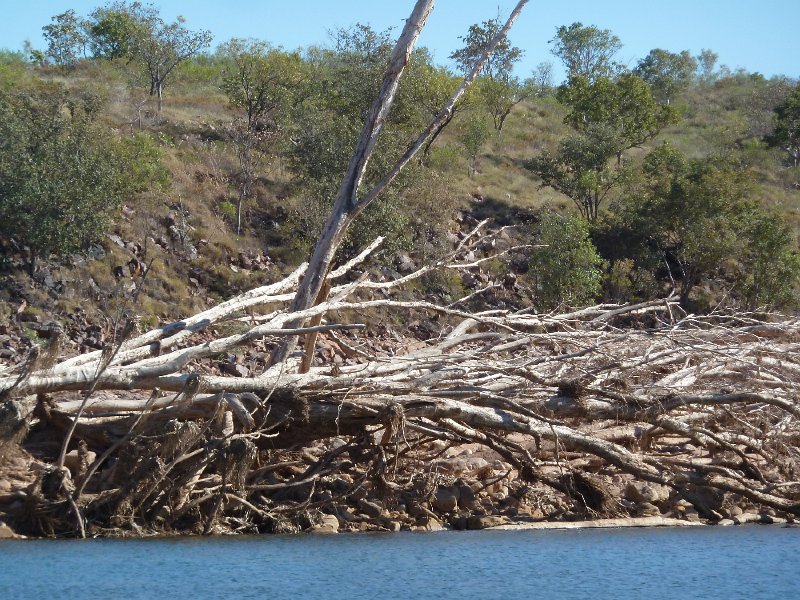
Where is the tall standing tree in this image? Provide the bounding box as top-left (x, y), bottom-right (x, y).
top-left (42, 10), bottom-right (88, 67)
top-left (696, 48), bottom-right (719, 83)
top-left (634, 48), bottom-right (697, 105)
top-left (0, 84), bottom-right (164, 273)
top-left (450, 16), bottom-right (524, 131)
top-left (558, 73), bottom-right (679, 164)
top-left (449, 16), bottom-right (522, 81)
top-left (549, 22), bottom-right (622, 83)
top-left (220, 39), bottom-right (305, 233)
top-left (129, 7), bottom-right (212, 110)
top-left (86, 1), bottom-right (144, 61)
top-left (531, 61), bottom-right (554, 96)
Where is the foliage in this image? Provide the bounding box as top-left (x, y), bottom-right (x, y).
top-left (0, 83), bottom-right (165, 269)
top-left (132, 9), bottom-right (212, 108)
top-left (449, 17), bottom-right (522, 81)
top-left (459, 113), bottom-right (491, 176)
top-left (600, 144), bottom-right (799, 308)
top-left (528, 124), bottom-right (628, 221)
top-left (557, 73), bottom-right (679, 161)
top-left (634, 49), bottom-right (697, 105)
top-left (528, 212), bottom-right (604, 309)
top-left (42, 10), bottom-right (88, 67)
top-left (531, 61), bottom-right (555, 97)
top-left (769, 83), bottom-right (800, 167)
top-left (549, 22), bottom-right (622, 82)
top-left (477, 76), bottom-right (532, 131)
top-left (87, 1), bottom-right (144, 60)
top-left (219, 39), bottom-right (305, 132)
top-left (696, 49), bottom-right (719, 83)
top-left (738, 213), bottom-right (800, 309)
top-left (285, 24), bottom-right (442, 260)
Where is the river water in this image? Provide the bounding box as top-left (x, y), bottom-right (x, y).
top-left (1, 525), bottom-right (797, 599)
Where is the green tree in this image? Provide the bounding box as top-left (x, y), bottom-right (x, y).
top-left (42, 9), bottom-right (88, 67)
top-left (402, 55), bottom-right (470, 155)
top-left (0, 84), bottom-right (165, 272)
top-left (529, 212), bottom-right (604, 309)
top-left (528, 124), bottom-right (627, 222)
top-left (531, 61), bottom-right (554, 97)
top-left (123, 4), bottom-right (212, 110)
top-left (450, 16), bottom-right (522, 81)
top-left (459, 114), bottom-right (491, 177)
top-left (287, 24), bottom-right (434, 259)
top-left (86, 1), bottom-right (144, 60)
top-left (605, 144), bottom-right (785, 306)
top-left (770, 84), bottom-right (800, 167)
top-left (696, 48), bottom-right (718, 83)
top-left (549, 22), bottom-right (622, 83)
top-left (220, 39), bottom-right (304, 132)
top-left (634, 49), bottom-right (697, 105)
top-left (477, 75), bottom-right (531, 131)
top-left (530, 73), bottom-right (676, 222)
top-left (557, 73), bottom-right (679, 163)
top-left (738, 213), bottom-right (800, 310)
top-left (219, 39), bottom-right (305, 233)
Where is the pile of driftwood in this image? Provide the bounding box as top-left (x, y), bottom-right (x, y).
top-left (1, 226), bottom-right (799, 537)
top-left (1, 0), bottom-right (798, 537)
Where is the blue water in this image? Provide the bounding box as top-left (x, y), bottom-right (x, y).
top-left (1, 526), bottom-right (797, 600)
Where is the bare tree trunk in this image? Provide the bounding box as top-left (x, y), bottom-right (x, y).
top-left (268, 0), bottom-right (529, 366)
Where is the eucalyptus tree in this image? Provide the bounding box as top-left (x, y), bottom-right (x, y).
top-left (634, 49), bottom-right (697, 105)
top-left (549, 22), bottom-right (622, 83)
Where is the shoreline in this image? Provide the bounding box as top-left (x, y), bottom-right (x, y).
top-left (4, 514), bottom-right (796, 541)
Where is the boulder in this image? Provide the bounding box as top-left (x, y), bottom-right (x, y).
top-left (432, 486), bottom-right (458, 513)
top-left (467, 515), bottom-right (508, 530)
top-left (310, 514), bottom-right (339, 534)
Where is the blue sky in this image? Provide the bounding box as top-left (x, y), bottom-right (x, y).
top-left (2, 1), bottom-right (798, 81)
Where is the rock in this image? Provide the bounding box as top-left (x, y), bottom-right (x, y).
top-left (0, 522), bottom-right (24, 539)
top-left (358, 498), bottom-right (385, 519)
top-left (396, 253), bottom-right (416, 274)
top-left (467, 515), bottom-right (508, 530)
top-left (733, 513), bottom-right (761, 525)
top-left (639, 502), bottom-right (662, 517)
top-left (717, 519), bottom-right (735, 526)
top-left (413, 517), bottom-right (444, 532)
top-left (456, 483), bottom-right (477, 511)
top-left (107, 234), bottom-right (125, 248)
top-left (727, 505), bottom-right (743, 517)
top-left (64, 448), bottom-right (96, 478)
top-left (310, 514), bottom-right (339, 534)
top-left (760, 514), bottom-right (787, 525)
top-left (432, 486), bottom-right (458, 513)
top-left (624, 482), bottom-right (670, 504)
top-left (383, 519), bottom-right (402, 532)
top-left (219, 362), bottom-right (249, 377)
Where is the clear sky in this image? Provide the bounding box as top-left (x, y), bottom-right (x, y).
top-left (2, 1), bottom-right (797, 81)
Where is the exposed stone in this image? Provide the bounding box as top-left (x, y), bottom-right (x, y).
top-left (733, 513), bottom-right (761, 525)
top-left (357, 498), bottom-right (384, 519)
top-left (467, 515), bottom-right (508, 530)
top-left (624, 482), bottom-right (670, 504)
top-left (0, 522), bottom-right (24, 539)
top-left (432, 486), bottom-right (458, 513)
top-left (310, 514), bottom-right (339, 534)
top-left (456, 483), bottom-right (477, 511)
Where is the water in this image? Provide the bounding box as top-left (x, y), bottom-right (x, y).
top-left (1, 526), bottom-right (797, 600)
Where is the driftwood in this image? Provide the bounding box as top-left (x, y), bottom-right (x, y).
top-left (1, 0), bottom-right (798, 537)
top-left (1, 228), bottom-right (799, 536)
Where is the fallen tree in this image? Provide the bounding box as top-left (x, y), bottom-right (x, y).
top-left (1, 0), bottom-right (799, 537)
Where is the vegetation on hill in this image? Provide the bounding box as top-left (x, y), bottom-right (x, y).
top-left (0, 2), bottom-right (799, 331)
